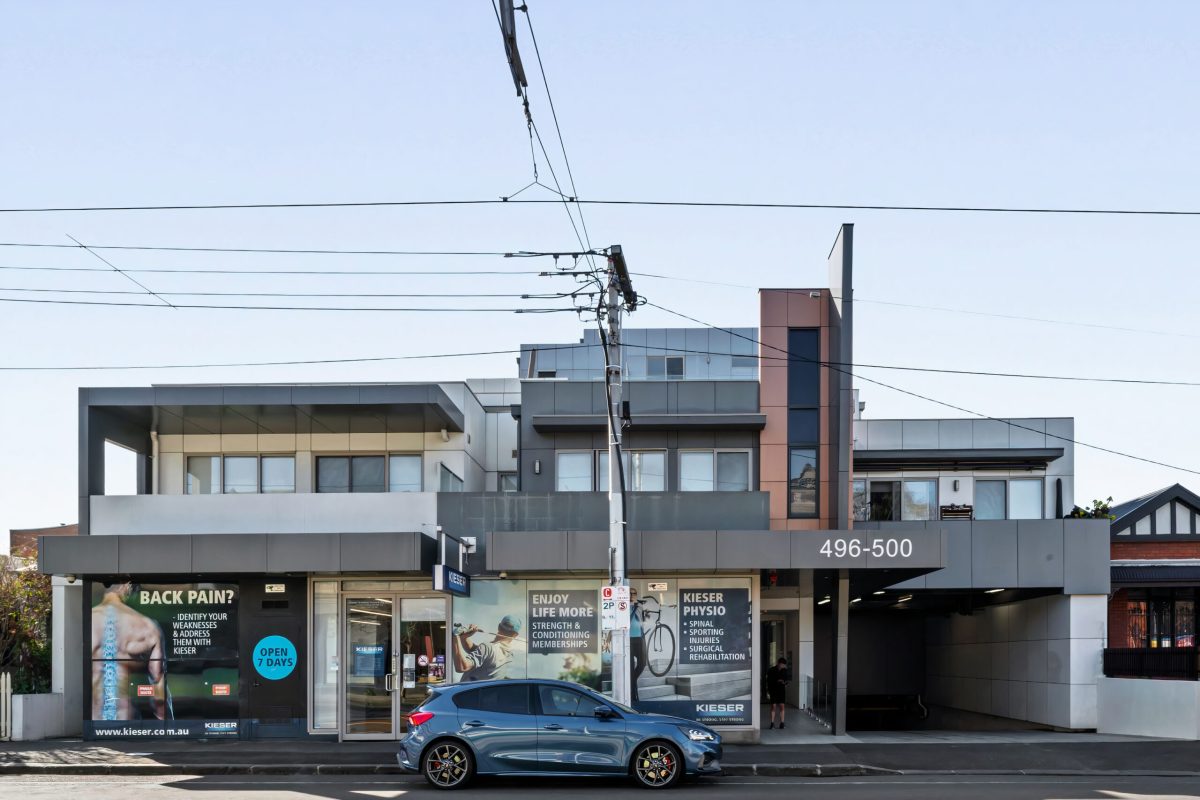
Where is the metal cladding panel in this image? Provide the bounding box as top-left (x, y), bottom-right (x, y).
top-left (116, 535), bottom-right (191, 573)
top-left (340, 532), bottom-right (426, 572)
top-left (1064, 519), bottom-right (1111, 594)
top-left (923, 521), bottom-right (974, 589)
top-left (486, 530), bottom-right (568, 572)
top-left (970, 521), bottom-right (1019, 588)
top-left (715, 530), bottom-right (791, 569)
top-left (267, 533), bottom-right (340, 572)
top-left (39, 534), bottom-right (118, 575)
top-left (567, 530), bottom-right (609, 571)
top-left (640, 530), bottom-right (717, 570)
top-left (193, 534), bottom-right (268, 573)
top-left (714, 382), bottom-right (759, 413)
top-left (1016, 520), bottom-right (1066, 587)
top-left (221, 386), bottom-right (294, 405)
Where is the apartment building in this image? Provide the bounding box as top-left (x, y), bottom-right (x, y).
top-left (40, 225), bottom-right (1110, 742)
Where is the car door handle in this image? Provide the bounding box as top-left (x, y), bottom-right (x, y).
top-left (543, 723), bottom-right (564, 730)
top-left (464, 720), bottom-right (486, 728)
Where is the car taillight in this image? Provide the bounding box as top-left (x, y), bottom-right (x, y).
top-left (409, 711), bottom-right (435, 727)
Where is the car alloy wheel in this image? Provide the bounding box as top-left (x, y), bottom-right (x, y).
top-left (633, 741), bottom-right (681, 788)
top-left (423, 741), bottom-right (473, 789)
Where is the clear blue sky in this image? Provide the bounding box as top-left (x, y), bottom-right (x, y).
top-left (1, 1), bottom-right (1197, 535)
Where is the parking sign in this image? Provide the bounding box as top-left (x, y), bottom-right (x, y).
top-left (600, 584), bottom-right (630, 631)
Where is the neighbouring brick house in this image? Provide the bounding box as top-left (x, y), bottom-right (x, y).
top-left (1107, 484), bottom-right (1200, 678)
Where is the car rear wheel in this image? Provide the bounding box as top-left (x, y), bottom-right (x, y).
top-left (422, 740), bottom-right (474, 790)
top-left (631, 741), bottom-right (683, 789)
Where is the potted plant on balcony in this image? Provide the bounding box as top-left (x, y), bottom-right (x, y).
top-left (1068, 496), bottom-right (1115, 520)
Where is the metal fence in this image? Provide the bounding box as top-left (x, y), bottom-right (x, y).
top-left (801, 675), bottom-right (832, 728)
top-left (1103, 647), bottom-right (1199, 680)
top-left (0, 672), bottom-right (12, 741)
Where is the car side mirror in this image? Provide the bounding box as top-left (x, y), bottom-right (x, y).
top-left (593, 705), bottom-right (617, 719)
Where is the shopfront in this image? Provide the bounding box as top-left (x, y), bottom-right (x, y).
top-left (306, 574), bottom-right (758, 739)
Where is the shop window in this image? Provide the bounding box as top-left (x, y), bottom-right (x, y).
top-left (1126, 590), bottom-right (1197, 648)
top-left (311, 581), bottom-right (338, 730)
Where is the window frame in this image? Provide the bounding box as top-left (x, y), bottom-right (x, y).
top-left (555, 450), bottom-right (595, 492)
top-left (860, 478), bottom-right (939, 521)
top-left (596, 449), bottom-right (668, 492)
top-left (677, 448), bottom-right (753, 493)
top-left (314, 453), bottom-right (425, 494)
top-left (184, 453), bottom-right (297, 495)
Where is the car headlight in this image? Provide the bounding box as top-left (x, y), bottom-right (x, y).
top-left (684, 727), bottom-right (716, 742)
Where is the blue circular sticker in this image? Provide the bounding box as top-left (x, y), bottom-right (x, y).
top-left (253, 635), bottom-right (297, 680)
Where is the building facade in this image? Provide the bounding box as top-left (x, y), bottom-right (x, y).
top-left (40, 225), bottom-right (1109, 742)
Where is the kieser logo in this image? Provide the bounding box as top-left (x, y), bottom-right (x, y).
top-left (696, 703), bottom-right (744, 715)
top-left (204, 722), bottom-right (238, 732)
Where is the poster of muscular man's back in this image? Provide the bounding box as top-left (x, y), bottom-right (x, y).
top-left (89, 581), bottom-right (239, 737)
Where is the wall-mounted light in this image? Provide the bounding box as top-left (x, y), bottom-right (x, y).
top-left (953, 479), bottom-right (961, 491)
top-left (534, 459), bottom-right (542, 475)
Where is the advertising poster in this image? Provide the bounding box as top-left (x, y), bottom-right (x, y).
top-left (88, 581), bottom-right (239, 738)
top-left (630, 579), bottom-right (754, 726)
top-left (451, 579), bottom-right (604, 689)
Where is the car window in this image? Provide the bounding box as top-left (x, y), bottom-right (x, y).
top-left (538, 685), bottom-right (594, 717)
top-left (455, 684), bottom-right (531, 714)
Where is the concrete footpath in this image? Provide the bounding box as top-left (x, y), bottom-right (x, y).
top-left (2, 732), bottom-right (1199, 778)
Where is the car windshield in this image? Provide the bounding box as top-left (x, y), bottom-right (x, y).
top-left (578, 686), bottom-right (638, 715)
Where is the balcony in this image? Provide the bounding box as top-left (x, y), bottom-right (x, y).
top-left (89, 492), bottom-right (438, 536)
top-left (1104, 647), bottom-right (1200, 681)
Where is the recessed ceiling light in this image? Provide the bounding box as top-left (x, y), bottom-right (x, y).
top-left (817, 597), bottom-right (831, 605)
top-left (873, 590), bottom-right (885, 596)
top-left (898, 595), bottom-right (913, 602)
top-left (984, 588), bottom-right (1005, 594)
top-left (851, 597), bottom-right (861, 604)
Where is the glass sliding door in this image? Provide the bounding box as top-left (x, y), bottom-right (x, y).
top-left (343, 597), bottom-right (395, 738)
top-left (342, 594), bottom-right (447, 739)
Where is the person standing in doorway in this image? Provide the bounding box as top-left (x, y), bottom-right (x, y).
top-left (766, 657), bottom-right (791, 729)
top-left (629, 588), bottom-right (646, 702)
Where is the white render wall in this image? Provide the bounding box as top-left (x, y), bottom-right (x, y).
top-left (924, 594), bottom-right (1105, 729)
top-left (1098, 677), bottom-right (1200, 739)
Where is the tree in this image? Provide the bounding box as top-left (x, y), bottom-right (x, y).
top-left (0, 555), bottom-right (52, 693)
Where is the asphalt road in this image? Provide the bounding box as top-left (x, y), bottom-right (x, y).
top-left (2, 774), bottom-right (1200, 799)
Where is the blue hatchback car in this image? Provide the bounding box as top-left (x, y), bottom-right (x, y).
top-left (397, 679), bottom-right (722, 789)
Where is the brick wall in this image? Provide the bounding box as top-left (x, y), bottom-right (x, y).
top-left (1112, 541), bottom-right (1200, 560)
top-left (1108, 589), bottom-right (1131, 648)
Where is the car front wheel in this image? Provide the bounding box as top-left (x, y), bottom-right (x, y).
top-left (422, 740), bottom-right (475, 790)
top-left (631, 741), bottom-right (683, 789)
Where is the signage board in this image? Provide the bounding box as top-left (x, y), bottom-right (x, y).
top-left (600, 584), bottom-right (630, 631)
top-left (265, 584), bottom-right (286, 594)
top-left (433, 565), bottom-right (471, 597)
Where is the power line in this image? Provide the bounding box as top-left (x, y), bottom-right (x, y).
top-left (0, 296), bottom-right (574, 313)
top-left (3, 337), bottom-right (1196, 387)
top-left (67, 234), bottom-right (173, 309)
top-left (643, 300), bottom-right (1200, 477)
top-left (0, 241), bottom-right (600, 257)
top-left (0, 265), bottom-right (549, 276)
top-left (0, 286), bottom-right (581, 300)
top-left (2, 197), bottom-right (1200, 216)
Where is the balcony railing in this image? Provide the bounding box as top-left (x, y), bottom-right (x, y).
top-left (1103, 647), bottom-right (1199, 680)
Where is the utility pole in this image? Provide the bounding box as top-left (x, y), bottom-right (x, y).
top-left (605, 245), bottom-right (637, 705)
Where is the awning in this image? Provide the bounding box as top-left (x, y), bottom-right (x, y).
top-left (1112, 564), bottom-right (1200, 585)
top-left (39, 531), bottom-right (437, 576)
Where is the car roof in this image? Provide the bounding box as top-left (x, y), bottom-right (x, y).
top-left (438, 678), bottom-right (595, 693)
